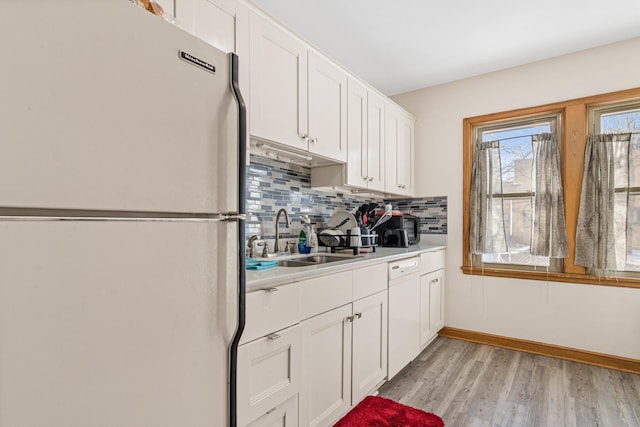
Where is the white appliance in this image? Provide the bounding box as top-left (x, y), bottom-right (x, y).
top-left (387, 256), bottom-right (421, 379)
top-left (0, 2), bottom-right (246, 426)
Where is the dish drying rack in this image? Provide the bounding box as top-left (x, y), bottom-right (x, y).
top-left (318, 229), bottom-right (378, 255)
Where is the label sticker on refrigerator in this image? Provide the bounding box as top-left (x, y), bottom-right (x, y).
top-left (178, 51), bottom-right (216, 74)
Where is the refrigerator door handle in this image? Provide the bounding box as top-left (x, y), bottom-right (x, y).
top-left (220, 213), bottom-right (247, 222)
top-left (0, 213), bottom-right (247, 222)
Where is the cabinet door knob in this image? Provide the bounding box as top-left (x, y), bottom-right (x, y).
top-left (266, 333), bottom-right (281, 341)
top-left (310, 137), bottom-right (318, 145)
top-left (368, 177), bottom-right (374, 182)
top-left (362, 176), bottom-right (368, 181)
top-left (355, 312), bottom-right (362, 319)
top-left (346, 316), bottom-right (354, 323)
top-left (300, 134), bottom-right (309, 143)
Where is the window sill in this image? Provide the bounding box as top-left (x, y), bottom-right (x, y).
top-left (460, 265), bottom-right (640, 289)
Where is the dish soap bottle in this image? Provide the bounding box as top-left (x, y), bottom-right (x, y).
top-left (299, 215), bottom-right (311, 254)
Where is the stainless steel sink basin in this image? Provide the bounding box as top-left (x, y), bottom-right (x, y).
top-left (277, 254), bottom-right (362, 267)
top-left (277, 260), bottom-right (314, 267)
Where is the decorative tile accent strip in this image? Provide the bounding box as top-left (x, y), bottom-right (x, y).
top-left (391, 196), bottom-right (448, 235)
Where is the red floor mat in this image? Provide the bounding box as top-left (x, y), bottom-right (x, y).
top-left (334, 395), bottom-right (445, 426)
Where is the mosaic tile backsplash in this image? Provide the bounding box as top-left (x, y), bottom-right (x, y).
top-left (245, 155), bottom-right (447, 244)
top-left (394, 197), bottom-right (447, 235)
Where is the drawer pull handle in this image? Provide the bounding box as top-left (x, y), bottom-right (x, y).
top-left (266, 333), bottom-right (281, 341)
top-left (266, 407), bottom-right (277, 415)
top-left (264, 287), bottom-right (278, 293)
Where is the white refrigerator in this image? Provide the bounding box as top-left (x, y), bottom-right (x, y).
top-left (0, 1), bottom-right (246, 426)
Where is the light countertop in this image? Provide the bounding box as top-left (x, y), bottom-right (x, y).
top-left (246, 242), bottom-right (446, 291)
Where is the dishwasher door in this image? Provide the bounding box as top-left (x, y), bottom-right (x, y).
top-left (387, 256), bottom-right (421, 379)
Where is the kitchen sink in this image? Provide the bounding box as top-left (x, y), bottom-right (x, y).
top-left (277, 254), bottom-right (362, 268)
top-left (277, 260), bottom-right (314, 267)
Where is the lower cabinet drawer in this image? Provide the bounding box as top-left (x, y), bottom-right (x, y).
top-left (238, 323), bottom-right (302, 427)
top-left (242, 282), bottom-right (301, 344)
top-left (246, 394), bottom-right (298, 427)
top-left (420, 250), bottom-right (445, 274)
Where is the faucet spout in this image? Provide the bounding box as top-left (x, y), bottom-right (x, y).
top-left (274, 208), bottom-right (291, 253)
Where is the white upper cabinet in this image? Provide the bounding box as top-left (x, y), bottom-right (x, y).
top-left (175, 0), bottom-right (248, 54)
top-left (250, 12), bottom-right (347, 163)
top-left (346, 78), bottom-right (368, 187)
top-left (174, 0), bottom-right (249, 73)
top-left (307, 51), bottom-right (348, 162)
top-left (174, 0), bottom-right (250, 143)
top-left (365, 91), bottom-right (386, 192)
top-left (346, 79), bottom-right (384, 191)
top-left (385, 104), bottom-right (415, 197)
top-left (250, 11), bottom-right (308, 151)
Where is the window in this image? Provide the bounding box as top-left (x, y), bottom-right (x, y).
top-left (462, 88), bottom-right (640, 289)
top-left (576, 101), bottom-right (640, 275)
top-left (471, 114), bottom-right (563, 271)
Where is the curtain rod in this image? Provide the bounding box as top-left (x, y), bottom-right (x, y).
top-left (482, 131), bottom-right (640, 144)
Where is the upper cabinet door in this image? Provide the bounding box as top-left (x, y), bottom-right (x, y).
top-left (174, 0), bottom-right (250, 150)
top-left (175, 0), bottom-right (247, 54)
top-left (346, 78), bottom-right (368, 188)
top-left (308, 51), bottom-right (348, 162)
top-left (385, 105), bottom-right (414, 196)
top-left (367, 92), bottom-right (386, 192)
top-left (250, 12), bottom-right (308, 150)
top-left (397, 113), bottom-right (415, 195)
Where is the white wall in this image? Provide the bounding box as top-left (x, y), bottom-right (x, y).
top-left (392, 37), bottom-right (640, 360)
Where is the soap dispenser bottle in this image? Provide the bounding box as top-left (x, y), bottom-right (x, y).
top-left (309, 225), bottom-right (318, 253)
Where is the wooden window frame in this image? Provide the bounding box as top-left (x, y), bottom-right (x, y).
top-left (462, 87), bottom-right (640, 289)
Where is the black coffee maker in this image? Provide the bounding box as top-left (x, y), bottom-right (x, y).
top-left (381, 228), bottom-right (410, 248)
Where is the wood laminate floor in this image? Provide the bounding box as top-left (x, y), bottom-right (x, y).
top-left (378, 337), bottom-right (640, 427)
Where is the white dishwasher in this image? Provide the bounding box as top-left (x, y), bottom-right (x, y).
top-left (387, 256), bottom-right (422, 379)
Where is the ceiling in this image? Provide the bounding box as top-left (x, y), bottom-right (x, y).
top-left (250, 0), bottom-right (640, 96)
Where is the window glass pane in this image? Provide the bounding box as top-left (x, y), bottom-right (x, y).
top-left (600, 109), bottom-right (640, 133)
top-left (475, 120), bottom-right (557, 269)
top-left (630, 134), bottom-right (640, 188)
top-left (480, 197), bottom-right (551, 268)
top-left (481, 124), bottom-right (550, 194)
top-left (594, 105), bottom-right (640, 275)
top-left (626, 193), bottom-right (640, 272)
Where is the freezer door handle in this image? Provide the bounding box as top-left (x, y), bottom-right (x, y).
top-left (219, 213), bottom-right (247, 222)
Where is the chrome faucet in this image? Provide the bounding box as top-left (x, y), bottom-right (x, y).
top-left (273, 208), bottom-right (291, 253)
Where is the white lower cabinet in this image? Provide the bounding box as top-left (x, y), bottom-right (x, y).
top-left (419, 250), bottom-right (446, 349)
top-left (387, 274), bottom-right (421, 379)
top-left (297, 263), bottom-right (388, 427)
top-left (420, 270), bottom-right (444, 348)
top-left (246, 394), bottom-right (298, 427)
top-left (300, 289), bottom-right (388, 427)
top-left (300, 304), bottom-right (352, 427)
top-left (238, 323), bottom-right (303, 427)
top-left (351, 291), bottom-right (388, 404)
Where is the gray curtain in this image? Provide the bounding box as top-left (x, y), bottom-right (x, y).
top-left (469, 140), bottom-right (508, 254)
top-left (531, 134), bottom-right (569, 258)
top-left (575, 133), bottom-right (632, 272)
